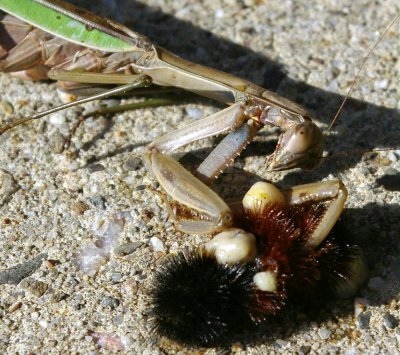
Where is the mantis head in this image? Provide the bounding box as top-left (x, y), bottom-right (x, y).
top-left (267, 121), bottom-right (324, 171)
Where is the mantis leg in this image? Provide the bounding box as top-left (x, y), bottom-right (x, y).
top-left (282, 180), bottom-right (348, 248)
top-left (148, 103), bottom-right (261, 184)
top-left (143, 152), bottom-right (233, 234)
top-left (148, 103), bottom-right (246, 154)
top-left (145, 103), bottom-right (259, 232)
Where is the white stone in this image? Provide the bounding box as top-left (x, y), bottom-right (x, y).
top-left (150, 236), bottom-right (165, 252)
top-left (185, 107), bottom-right (203, 119)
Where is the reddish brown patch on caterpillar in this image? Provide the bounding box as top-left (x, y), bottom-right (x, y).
top-left (234, 201), bottom-right (330, 312)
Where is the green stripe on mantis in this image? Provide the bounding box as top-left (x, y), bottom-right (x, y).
top-left (0, 0), bottom-right (137, 52)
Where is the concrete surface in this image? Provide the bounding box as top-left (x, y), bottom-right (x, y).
top-left (0, 0), bottom-right (399, 353)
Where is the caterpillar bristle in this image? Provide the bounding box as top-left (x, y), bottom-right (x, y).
top-left (317, 242), bottom-right (369, 300)
top-left (149, 248), bottom-right (261, 347)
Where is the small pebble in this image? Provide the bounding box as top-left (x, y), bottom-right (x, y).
top-left (0, 100), bottom-right (14, 116)
top-left (91, 332), bottom-right (125, 351)
top-left (49, 112), bottom-right (69, 134)
top-left (111, 272), bottom-right (122, 283)
top-left (57, 91), bottom-right (77, 103)
top-left (20, 278), bottom-right (48, 297)
top-left (113, 241), bottom-right (143, 257)
top-left (374, 79), bottom-right (389, 90)
top-left (49, 292), bottom-right (69, 304)
top-left (0, 169), bottom-right (19, 206)
top-left (150, 236), bottom-right (165, 252)
top-left (388, 151), bottom-right (399, 162)
top-left (101, 296), bottom-right (121, 310)
top-left (383, 313), bottom-right (399, 329)
top-left (357, 311), bottom-right (371, 329)
top-left (377, 157), bottom-right (391, 167)
top-left (87, 196), bottom-right (106, 209)
top-left (123, 155), bottom-right (142, 171)
top-left (275, 339), bottom-right (290, 348)
top-left (113, 315), bottom-right (124, 326)
top-left (71, 201), bottom-right (90, 215)
top-left (299, 345), bottom-right (311, 354)
top-left (121, 335), bottom-right (134, 347)
top-left (215, 8), bottom-right (224, 18)
top-left (39, 320), bottom-right (48, 329)
top-left (318, 327), bottom-right (331, 340)
top-left (344, 347), bottom-right (357, 355)
top-left (87, 164), bottom-right (105, 173)
top-left (326, 79), bottom-right (339, 92)
top-left (49, 112), bottom-right (66, 126)
top-left (185, 107), bottom-right (203, 119)
top-left (134, 184), bottom-right (146, 191)
top-left (49, 131), bottom-right (66, 154)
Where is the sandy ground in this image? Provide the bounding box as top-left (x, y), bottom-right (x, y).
top-left (0, 0), bottom-right (399, 353)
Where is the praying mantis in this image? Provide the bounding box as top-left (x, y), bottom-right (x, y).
top-left (0, 0), bottom-right (398, 354)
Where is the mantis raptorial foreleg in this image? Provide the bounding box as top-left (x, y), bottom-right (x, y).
top-left (147, 102), bottom-right (262, 184)
top-left (148, 103), bottom-right (247, 154)
top-left (143, 152), bottom-right (234, 234)
top-left (281, 180), bottom-right (348, 247)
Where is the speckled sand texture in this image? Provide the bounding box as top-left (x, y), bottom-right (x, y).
top-left (0, 0), bottom-right (399, 353)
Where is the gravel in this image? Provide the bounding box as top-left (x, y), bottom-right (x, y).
top-left (0, 0), bottom-right (398, 353)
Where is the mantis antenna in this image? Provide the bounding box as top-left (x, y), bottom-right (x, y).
top-left (0, 76), bottom-right (152, 135)
top-left (326, 15), bottom-right (399, 133)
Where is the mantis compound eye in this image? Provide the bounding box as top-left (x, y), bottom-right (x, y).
top-left (285, 123), bottom-right (316, 154)
top-left (267, 121), bottom-right (323, 171)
